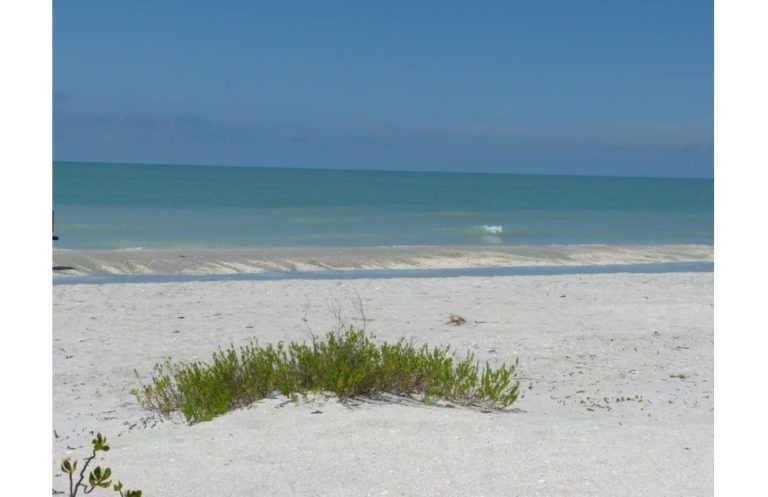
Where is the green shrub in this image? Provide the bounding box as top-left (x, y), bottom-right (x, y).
top-left (134, 328), bottom-right (520, 423)
top-left (59, 433), bottom-right (142, 497)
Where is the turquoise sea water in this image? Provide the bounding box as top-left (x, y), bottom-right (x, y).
top-left (53, 162), bottom-right (713, 250)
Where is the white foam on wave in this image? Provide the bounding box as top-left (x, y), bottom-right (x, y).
top-left (480, 225), bottom-right (504, 235)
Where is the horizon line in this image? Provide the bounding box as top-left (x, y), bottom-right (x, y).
top-left (52, 159), bottom-right (714, 181)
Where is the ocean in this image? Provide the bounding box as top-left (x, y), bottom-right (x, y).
top-left (52, 161), bottom-right (713, 250)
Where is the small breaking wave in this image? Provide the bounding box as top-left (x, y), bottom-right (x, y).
top-left (477, 225), bottom-right (504, 243)
top-left (479, 225), bottom-right (503, 235)
top-left (441, 224), bottom-right (505, 243)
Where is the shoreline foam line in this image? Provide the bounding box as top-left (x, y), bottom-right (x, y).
top-left (51, 244), bottom-right (714, 278)
top-left (52, 260), bottom-right (713, 286)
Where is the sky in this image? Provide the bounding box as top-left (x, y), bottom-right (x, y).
top-left (53, 0), bottom-right (713, 178)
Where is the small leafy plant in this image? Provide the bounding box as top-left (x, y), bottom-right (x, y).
top-left (134, 328), bottom-right (520, 423)
top-left (60, 433), bottom-right (142, 497)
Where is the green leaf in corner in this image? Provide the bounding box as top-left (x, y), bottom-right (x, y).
top-left (61, 458), bottom-right (75, 474)
top-left (92, 433), bottom-right (111, 451)
top-left (89, 466), bottom-right (113, 487)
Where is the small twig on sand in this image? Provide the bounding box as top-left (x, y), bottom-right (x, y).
top-left (301, 296), bottom-right (318, 345)
top-left (350, 289), bottom-right (369, 331)
top-left (446, 314), bottom-right (467, 326)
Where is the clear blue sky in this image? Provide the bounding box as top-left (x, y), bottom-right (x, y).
top-left (53, 0), bottom-right (713, 177)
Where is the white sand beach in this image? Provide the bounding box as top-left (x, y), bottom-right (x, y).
top-left (52, 262), bottom-right (713, 496)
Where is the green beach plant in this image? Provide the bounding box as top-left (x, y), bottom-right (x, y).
top-left (134, 328), bottom-right (520, 423)
top-left (59, 433), bottom-right (142, 497)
